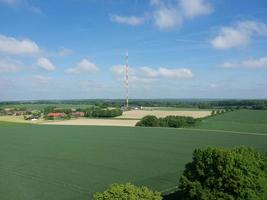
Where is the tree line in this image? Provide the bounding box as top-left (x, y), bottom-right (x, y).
top-left (136, 115), bottom-right (197, 128)
top-left (1, 99), bottom-right (267, 110)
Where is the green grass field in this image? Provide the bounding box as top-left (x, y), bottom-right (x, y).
top-left (0, 109), bottom-right (267, 200)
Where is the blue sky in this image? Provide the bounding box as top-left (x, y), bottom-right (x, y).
top-left (0, 0), bottom-right (267, 100)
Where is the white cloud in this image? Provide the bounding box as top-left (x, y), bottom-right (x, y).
top-left (149, 0), bottom-right (161, 6)
top-left (110, 64), bottom-right (136, 76)
top-left (0, 34), bottom-right (40, 55)
top-left (66, 59), bottom-right (98, 74)
top-left (0, 0), bottom-right (19, 6)
top-left (37, 57), bottom-right (55, 71)
top-left (111, 0), bottom-right (213, 30)
top-left (211, 20), bottom-right (267, 49)
top-left (110, 65), bottom-right (125, 75)
top-left (111, 64), bottom-right (193, 79)
top-left (220, 61), bottom-right (240, 68)
top-left (180, 0), bottom-right (213, 19)
top-left (0, 0), bottom-right (41, 13)
top-left (57, 48), bottom-right (73, 57)
top-left (221, 56), bottom-right (267, 69)
top-left (0, 58), bottom-right (21, 73)
top-left (153, 7), bottom-right (183, 30)
top-left (140, 67), bottom-right (193, 78)
top-left (110, 15), bottom-right (144, 26)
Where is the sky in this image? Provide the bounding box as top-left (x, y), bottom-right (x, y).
top-left (0, 0), bottom-right (267, 100)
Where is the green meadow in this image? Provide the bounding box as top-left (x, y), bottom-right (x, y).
top-left (0, 110), bottom-right (266, 200)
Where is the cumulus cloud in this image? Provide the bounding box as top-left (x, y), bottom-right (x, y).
top-left (0, 34), bottom-right (40, 55)
top-left (180, 0), bottom-right (213, 19)
top-left (211, 20), bottom-right (267, 49)
top-left (140, 67), bottom-right (193, 78)
top-left (110, 64), bottom-right (136, 76)
top-left (0, 0), bottom-right (19, 6)
top-left (37, 57), bottom-right (55, 71)
top-left (57, 48), bottom-right (73, 57)
top-left (110, 15), bottom-right (144, 26)
top-left (110, 0), bottom-right (213, 30)
top-left (111, 64), bottom-right (193, 80)
top-left (0, 58), bottom-right (21, 73)
top-left (0, 0), bottom-right (41, 13)
top-left (221, 56), bottom-right (267, 69)
top-left (153, 7), bottom-right (183, 30)
top-left (110, 65), bottom-right (126, 75)
top-left (66, 59), bottom-right (98, 74)
top-left (149, 0), bottom-right (161, 6)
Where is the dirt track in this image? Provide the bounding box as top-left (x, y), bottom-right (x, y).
top-left (42, 118), bottom-right (139, 127)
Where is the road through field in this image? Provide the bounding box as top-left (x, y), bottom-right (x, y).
top-left (42, 118), bottom-right (139, 127)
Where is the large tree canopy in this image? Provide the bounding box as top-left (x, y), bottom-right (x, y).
top-left (179, 146), bottom-right (266, 200)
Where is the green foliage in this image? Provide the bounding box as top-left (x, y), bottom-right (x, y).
top-left (136, 115), bottom-right (197, 128)
top-left (43, 106), bottom-right (56, 114)
top-left (136, 115), bottom-right (160, 127)
top-left (215, 110), bottom-right (221, 115)
top-left (179, 146), bottom-right (266, 200)
top-left (93, 183), bottom-right (162, 200)
top-left (91, 108), bottom-right (122, 118)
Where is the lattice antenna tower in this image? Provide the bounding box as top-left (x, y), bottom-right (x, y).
top-left (125, 51), bottom-right (129, 109)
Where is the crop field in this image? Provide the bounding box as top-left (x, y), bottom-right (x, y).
top-left (0, 111), bottom-right (267, 200)
top-left (0, 116), bottom-right (43, 124)
top-left (195, 109), bottom-right (267, 134)
top-left (116, 110), bottom-right (211, 119)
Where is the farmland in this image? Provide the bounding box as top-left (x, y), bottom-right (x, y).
top-left (0, 109), bottom-right (267, 200)
top-left (116, 110), bottom-right (211, 120)
top-left (195, 109), bottom-right (267, 134)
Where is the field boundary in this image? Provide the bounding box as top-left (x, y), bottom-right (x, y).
top-left (181, 128), bottom-right (267, 137)
top-left (133, 126), bottom-right (267, 136)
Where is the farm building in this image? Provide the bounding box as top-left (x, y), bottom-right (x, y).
top-left (72, 112), bottom-right (85, 117)
top-left (47, 112), bottom-right (67, 119)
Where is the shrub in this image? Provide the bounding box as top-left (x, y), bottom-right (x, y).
top-left (136, 115), bottom-right (160, 127)
top-left (93, 183), bottom-right (162, 200)
top-left (179, 146), bottom-right (266, 200)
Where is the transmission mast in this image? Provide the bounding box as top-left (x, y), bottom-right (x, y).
top-left (125, 51), bottom-right (129, 109)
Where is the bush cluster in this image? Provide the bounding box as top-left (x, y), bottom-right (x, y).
top-left (93, 183), bottom-right (162, 200)
top-left (136, 115), bottom-right (197, 128)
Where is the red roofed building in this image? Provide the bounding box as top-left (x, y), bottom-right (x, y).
top-left (72, 112), bottom-right (85, 117)
top-left (47, 113), bottom-right (67, 118)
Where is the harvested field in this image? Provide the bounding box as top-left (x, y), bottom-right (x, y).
top-left (116, 110), bottom-right (211, 119)
top-left (0, 116), bottom-right (41, 123)
top-left (42, 118), bottom-right (139, 127)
